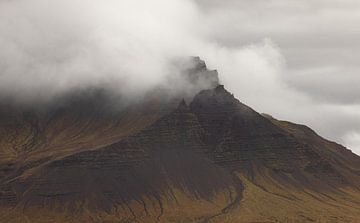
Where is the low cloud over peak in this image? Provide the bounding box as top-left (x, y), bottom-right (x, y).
top-left (0, 0), bottom-right (359, 155)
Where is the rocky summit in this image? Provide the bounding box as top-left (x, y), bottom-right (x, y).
top-left (0, 58), bottom-right (359, 223)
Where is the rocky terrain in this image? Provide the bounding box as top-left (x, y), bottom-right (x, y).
top-left (0, 58), bottom-right (359, 222)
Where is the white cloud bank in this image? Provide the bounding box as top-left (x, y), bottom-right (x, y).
top-left (0, 0), bottom-right (359, 155)
top-left (0, 0), bottom-right (203, 100)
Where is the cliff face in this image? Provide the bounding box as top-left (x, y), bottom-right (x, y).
top-left (0, 59), bottom-right (360, 222)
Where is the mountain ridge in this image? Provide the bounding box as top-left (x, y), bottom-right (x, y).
top-left (0, 58), bottom-right (359, 222)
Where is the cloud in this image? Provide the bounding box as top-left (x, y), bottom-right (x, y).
top-left (0, 0), bottom-right (285, 105)
top-left (0, 0), bottom-right (206, 102)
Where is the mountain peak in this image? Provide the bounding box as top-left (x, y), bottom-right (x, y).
top-left (184, 57), bottom-right (220, 91)
top-left (0, 59), bottom-right (359, 223)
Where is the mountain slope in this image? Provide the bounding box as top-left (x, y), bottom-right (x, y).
top-left (0, 59), bottom-right (359, 222)
top-left (0, 57), bottom-right (219, 188)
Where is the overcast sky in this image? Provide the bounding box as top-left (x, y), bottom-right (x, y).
top-left (0, 0), bottom-right (359, 154)
top-left (195, 0), bottom-right (360, 154)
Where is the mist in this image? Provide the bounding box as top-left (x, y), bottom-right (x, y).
top-left (0, 0), bottom-right (359, 155)
top-left (0, 0), bottom-right (200, 101)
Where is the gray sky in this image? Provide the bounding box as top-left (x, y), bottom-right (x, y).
top-left (0, 0), bottom-right (359, 154)
top-left (195, 0), bottom-right (360, 154)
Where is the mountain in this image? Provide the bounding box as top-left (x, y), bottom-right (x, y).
top-left (0, 58), bottom-right (359, 223)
